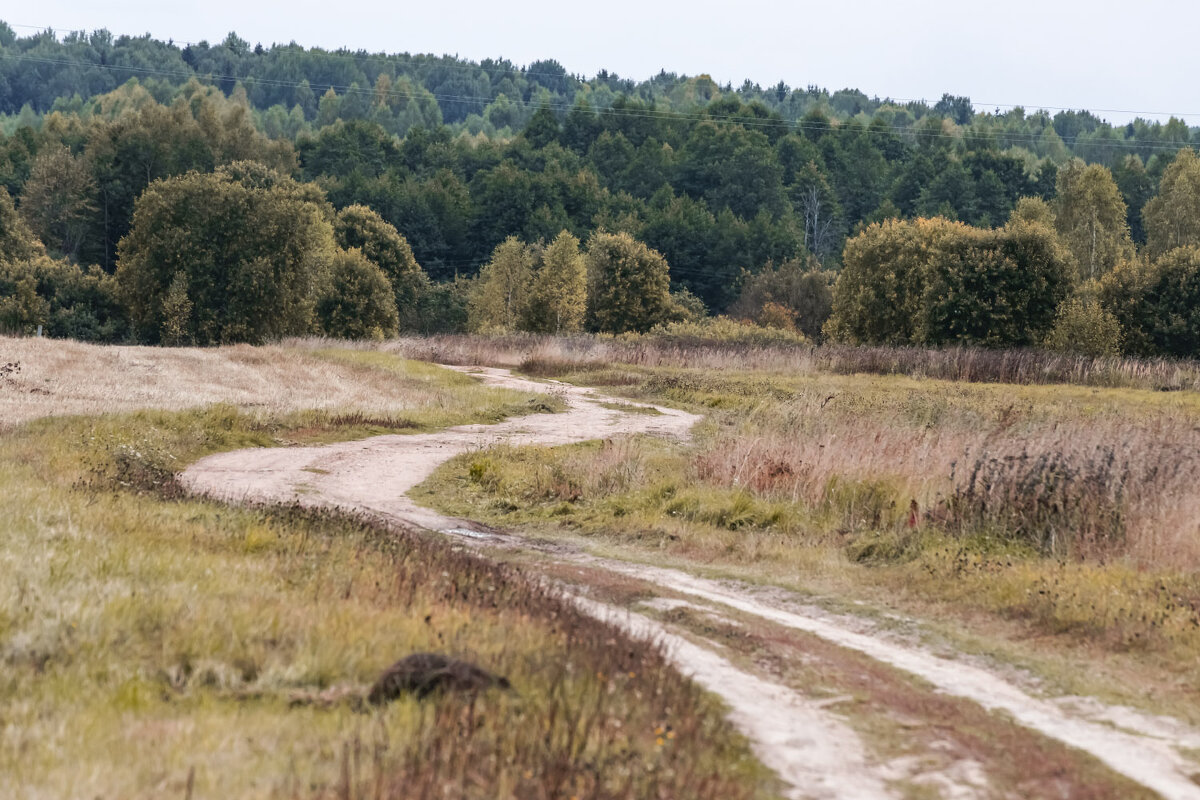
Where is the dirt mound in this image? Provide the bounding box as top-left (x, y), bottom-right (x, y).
top-left (367, 653), bottom-right (511, 704)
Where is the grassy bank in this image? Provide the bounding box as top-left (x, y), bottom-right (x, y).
top-left (413, 360), bottom-right (1200, 715)
top-left (0, 348), bottom-right (772, 799)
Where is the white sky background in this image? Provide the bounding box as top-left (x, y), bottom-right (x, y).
top-left (14, 0), bottom-right (1199, 124)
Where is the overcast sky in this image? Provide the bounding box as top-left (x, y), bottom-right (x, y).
top-left (14, 1), bottom-right (1199, 124)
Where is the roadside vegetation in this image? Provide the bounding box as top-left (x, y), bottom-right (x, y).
top-left (406, 338), bottom-right (1200, 716)
top-left (0, 344), bottom-right (771, 799)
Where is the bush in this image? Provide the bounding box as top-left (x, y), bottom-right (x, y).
top-left (947, 446), bottom-right (1131, 557)
top-left (0, 256), bottom-right (127, 341)
top-left (642, 316), bottom-right (808, 347)
top-left (116, 162), bottom-right (336, 345)
top-left (828, 215), bottom-right (1071, 348)
top-left (730, 257), bottom-right (833, 340)
top-left (756, 301), bottom-right (798, 332)
top-left (316, 248), bottom-right (400, 340)
top-left (411, 275), bottom-right (473, 334)
top-left (1044, 297), bottom-right (1123, 357)
top-left (1100, 247), bottom-right (1200, 358)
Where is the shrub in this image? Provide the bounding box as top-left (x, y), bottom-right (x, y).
top-left (116, 161), bottom-right (336, 345)
top-left (756, 301), bottom-right (798, 332)
top-left (643, 316), bottom-right (808, 346)
top-left (946, 446), bottom-right (1131, 557)
top-left (1100, 247), bottom-right (1200, 358)
top-left (411, 275), bottom-right (472, 334)
top-left (1044, 297), bottom-right (1123, 357)
top-left (0, 256), bottom-right (127, 341)
top-left (730, 257), bottom-right (833, 340)
top-left (316, 248), bottom-right (400, 340)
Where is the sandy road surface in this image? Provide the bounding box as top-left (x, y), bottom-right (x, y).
top-left (183, 366), bottom-right (1200, 800)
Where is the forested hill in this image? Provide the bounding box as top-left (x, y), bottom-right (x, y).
top-left (3, 21), bottom-right (1196, 155)
top-left (5, 19), bottom-right (1200, 358)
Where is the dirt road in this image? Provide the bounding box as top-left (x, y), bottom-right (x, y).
top-left (183, 366), bottom-right (1200, 800)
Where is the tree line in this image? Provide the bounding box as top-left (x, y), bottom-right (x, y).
top-left (2, 20), bottom-right (1194, 162)
top-left (3, 22), bottom-right (1200, 356)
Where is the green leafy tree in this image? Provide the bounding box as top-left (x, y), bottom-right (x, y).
top-left (919, 216), bottom-right (1071, 347)
top-left (0, 187), bottom-right (45, 263)
top-left (1100, 248), bottom-right (1200, 357)
top-left (316, 248), bottom-right (400, 340)
top-left (468, 236), bottom-right (532, 332)
top-left (828, 215), bottom-right (1069, 347)
top-left (679, 123), bottom-right (788, 220)
top-left (332, 204), bottom-right (425, 326)
top-left (297, 119), bottom-right (398, 180)
top-left (0, 255), bottom-right (126, 340)
top-left (0, 273), bottom-right (48, 334)
top-left (585, 231), bottom-right (672, 334)
top-left (1053, 159), bottom-right (1133, 282)
top-left (83, 88), bottom-right (295, 269)
top-left (116, 162), bottom-right (336, 344)
top-left (826, 217), bottom-right (961, 345)
top-left (18, 144), bottom-right (97, 261)
top-left (525, 230), bottom-right (586, 334)
top-left (1143, 148), bottom-right (1200, 258)
top-left (522, 104), bottom-right (560, 149)
top-left (1111, 154), bottom-right (1154, 244)
top-left (1009, 196), bottom-right (1057, 229)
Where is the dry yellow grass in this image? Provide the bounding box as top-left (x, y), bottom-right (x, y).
top-left (0, 336), bottom-right (480, 427)
top-left (413, 359), bottom-right (1200, 719)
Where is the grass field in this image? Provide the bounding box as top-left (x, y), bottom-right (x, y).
top-left (408, 343), bottom-right (1200, 720)
top-left (0, 339), bottom-right (772, 799)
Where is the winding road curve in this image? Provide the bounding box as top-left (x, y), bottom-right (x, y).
top-left (183, 366), bottom-right (1200, 800)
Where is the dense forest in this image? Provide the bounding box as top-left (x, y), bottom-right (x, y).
top-left (2, 20), bottom-right (1200, 356)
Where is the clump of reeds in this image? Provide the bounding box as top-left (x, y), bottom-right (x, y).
top-left (945, 446), bottom-right (1132, 557)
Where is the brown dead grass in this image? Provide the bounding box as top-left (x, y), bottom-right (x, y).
top-left (385, 334), bottom-right (1200, 392)
top-left (0, 336), bottom-right (462, 427)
